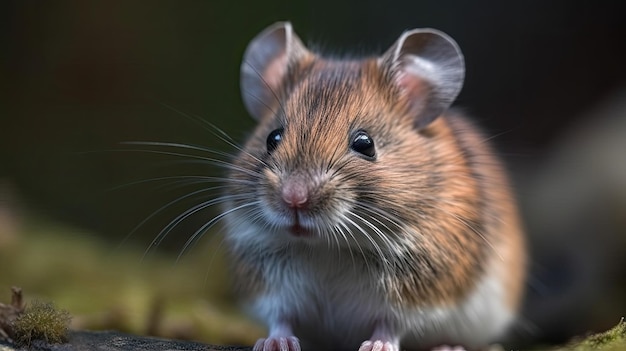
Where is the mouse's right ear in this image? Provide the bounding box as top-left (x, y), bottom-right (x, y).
top-left (380, 29), bottom-right (465, 129)
top-left (240, 22), bottom-right (309, 120)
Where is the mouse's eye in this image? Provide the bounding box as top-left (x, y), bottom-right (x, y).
top-left (266, 127), bottom-right (284, 153)
top-left (350, 130), bottom-right (376, 159)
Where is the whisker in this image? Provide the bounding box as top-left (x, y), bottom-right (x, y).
top-left (155, 159), bottom-right (264, 180)
top-left (201, 233), bottom-right (227, 290)
top-left (341, 213), bottom-right (391, 274)
top-left (155, 102), bottom-right (242, 141)
top-left (336, 220), bottom-right (369, 273)
top-left (142, 193), bottom-right (251, 260)
top-left (135, 102), bottom-right (269, 168)
top-left (121, 140), bottom-right (220, 154)
top-left (345, 211), bottom-right (398, 276)
top-left (429, 202), bottom-right (503, 261)
top-left (190, 113), bottom-right (269, 167)
top-left (352, 189), bottom-right (502, 260)
top-left (478, 128), bottom-right (516, 145)
top-left (152, 102), bottom-right (272, 170)
top-left (176, 200), bottom-right (262, 262)
top-left (107, 175), bottom-right (238, 192)
top-left (349, 210), bottom-right (399, 254)
top-left (120, 140), bottom-right (261, 169)
top-left (113, 148), bottom-right (262, 179)
top-left (352, 202), bottom-right (406, 234)
top-left (202, 205), bottom-right (268, 288)
top-left (117, 185), bottom-right (231, 249)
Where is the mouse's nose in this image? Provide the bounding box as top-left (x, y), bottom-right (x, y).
top-left (281, 178), bottom-right (309, 209)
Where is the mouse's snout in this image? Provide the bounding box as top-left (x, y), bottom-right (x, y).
top-left (261, 170), bottom-right (339, 238)
top-left (281, 176), bottom-right (309, 209)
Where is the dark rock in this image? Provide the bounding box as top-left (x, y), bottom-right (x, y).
top-left (0, 330), bottom-right (251, 351)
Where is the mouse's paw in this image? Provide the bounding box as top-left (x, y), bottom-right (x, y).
top-left (253, 336), bottom-right (301, 351)
top-left (358, 340), bottom-right (399, 351)
top-left (431, 346), bottom-right (467, 351)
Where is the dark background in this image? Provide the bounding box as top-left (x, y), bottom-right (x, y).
top-left (2, 0), bottom-right (625, 346)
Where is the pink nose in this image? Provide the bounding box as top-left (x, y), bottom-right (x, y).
top-left (281, 179), bottom-right (309, 208)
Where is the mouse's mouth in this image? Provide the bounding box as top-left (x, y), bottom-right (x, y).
top-left (288, 223), bottom-right (313, 237)
top-left (259, 204), bottom-right (318, 238)
top-left (259, 196), bottom-right (323, 239)
top-left (285, 211), bottom-right (316, 237)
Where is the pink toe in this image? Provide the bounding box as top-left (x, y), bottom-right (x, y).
top-left (253, 338), bottom-right (265, 351)
top-left (359, 341), bottom-right (373, 351)
top-left (287, 336), bottom-right (301, 351)
top-left (359, 340), bottom-right (398, 351)
top-left (253, 336), bottom-right (301, 351)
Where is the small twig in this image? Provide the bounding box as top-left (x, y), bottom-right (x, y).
top-left (0, 286), bottom-right (25, 342)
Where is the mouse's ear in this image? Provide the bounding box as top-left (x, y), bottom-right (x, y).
top-left (240, 22), bottom-right (309, 120)
top-left (380, 29), bottom-right (465, 129)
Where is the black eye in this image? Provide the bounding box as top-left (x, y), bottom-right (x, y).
top-left (266, 127), bottom-right (284, 153)
top-left (351, 130), bottom-right (376, 159)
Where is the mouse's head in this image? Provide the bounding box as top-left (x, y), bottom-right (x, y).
top-left (227, 22), bottom-right (467, 252)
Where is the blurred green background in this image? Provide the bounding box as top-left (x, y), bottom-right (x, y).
top-left (1, 0), bottom-right (625, 347)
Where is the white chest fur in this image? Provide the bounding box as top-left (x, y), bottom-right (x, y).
top-left (242, 241), bottom-right (514, 350)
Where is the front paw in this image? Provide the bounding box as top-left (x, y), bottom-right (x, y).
top-left (253, 336), bottom-right (301, 351)
top-left (358, 340), bottom-right (399, 351)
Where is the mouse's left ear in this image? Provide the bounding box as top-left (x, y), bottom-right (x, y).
top-left (380, 29), bottom-right (465, 129)
top-left (240, 22), bottom-right (310, 121)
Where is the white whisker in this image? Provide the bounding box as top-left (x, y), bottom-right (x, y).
top-left (107, 175), bottom-right (245, 192)
top-left (176, 200), bottom-right (262, 262)
top-left (142, 193), bottom-right (251, 259)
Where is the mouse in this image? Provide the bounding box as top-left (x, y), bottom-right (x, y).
top-left (222, 21), bottom-right (526, 351)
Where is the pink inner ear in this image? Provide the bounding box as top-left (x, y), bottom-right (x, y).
top-left (263, 50), bottom-right (289, 94)
top-left (395, 70), bottom-right (429, 113)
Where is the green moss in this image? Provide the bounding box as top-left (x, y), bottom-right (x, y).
top-left (0, 216), bottom-right (263, 346)
top-left (12, 300), bottom-right (71, 346)
top-left (582, 319), bottom-right (626, 347)
top-left (554, 318), bottom-right (626, 351)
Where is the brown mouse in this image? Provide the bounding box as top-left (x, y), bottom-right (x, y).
top-left (222, 21), bottom-right (526, 351)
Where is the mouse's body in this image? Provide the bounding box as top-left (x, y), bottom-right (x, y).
top-left (222, 22), bottom-right (526, 351)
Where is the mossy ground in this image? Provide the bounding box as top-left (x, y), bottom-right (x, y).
top-left (550, 319), bottom-right (626, 351)
top-left (0, 215), bottom-right (263, 346)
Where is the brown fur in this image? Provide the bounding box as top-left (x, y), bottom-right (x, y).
top-left (444, 114), bottom-right (527, 310)
top-left (228, 53), bottom-right (525, 312)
